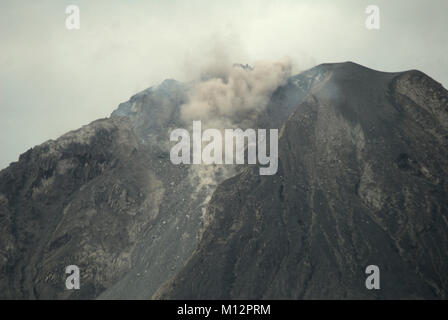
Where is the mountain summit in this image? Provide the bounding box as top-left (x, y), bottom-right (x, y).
top-left (1, 62), bottom-right (447, 299)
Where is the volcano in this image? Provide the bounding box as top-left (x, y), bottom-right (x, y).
top-left (1, 62), bottom-right (447, 299)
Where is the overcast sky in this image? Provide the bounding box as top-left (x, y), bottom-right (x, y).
top-left (1, 0), bottom-right (447, 169)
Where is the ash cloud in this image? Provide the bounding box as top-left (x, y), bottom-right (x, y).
top-left (177, 57), bottom-right (292, 233)
top-left (180, 57), bottom-right (293, 129)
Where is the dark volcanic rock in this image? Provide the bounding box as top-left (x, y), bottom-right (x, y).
top-left (0, 72), bottom-right (308, 299)
top-left (155, 63), bottom-right (448, 299)
top-left (2, 62), bottom-right (448, 300)
top-left (0, 117), bottom-right (161, 299)
top-left (0, 79), bottom-right (203, 299)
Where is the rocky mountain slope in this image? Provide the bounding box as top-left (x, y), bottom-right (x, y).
top-left (1, 62), bottom-right (447, 299)
top-left (155, 63), bottom-right (448, 299)
top-left (0, 65), bottom-right (306, 299)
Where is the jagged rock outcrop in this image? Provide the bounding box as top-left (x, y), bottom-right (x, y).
top-left (0, 117), bottom-right (160, 298)
top-left (155, 63), bottom-right (448, 299)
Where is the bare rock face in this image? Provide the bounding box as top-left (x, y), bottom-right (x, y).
top-left (155, 63), bottom-right (448, 299)
top-left (0, 79), bottom-right (203, 299)
top-left (2, 62), bottom-right (448, 299)
top-left (0, 117), bottom-right (161, 299)
top-left (0, 74), bottom-right (301, 299)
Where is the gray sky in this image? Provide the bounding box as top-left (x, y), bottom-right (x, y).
top-left (1, 0), bottom-right (447, 169)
